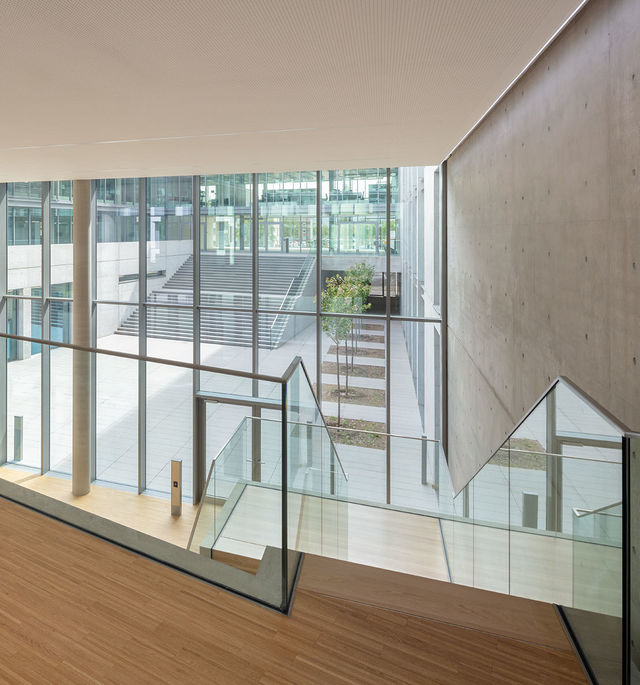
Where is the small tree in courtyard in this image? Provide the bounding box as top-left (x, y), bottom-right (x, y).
top-left (321, 275), bottom-right (354, 425)
top-left (343, 263), bottom-right (374, 368)
top-left (320, 262), bottom-right (374, 425)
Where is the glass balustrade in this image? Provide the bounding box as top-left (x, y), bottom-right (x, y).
top-left (1, 323), bottom-right (636, 682)
top-left (445, 378), bottom-right (628, 685)
top-left (0, 331), bottom-right (347, 613)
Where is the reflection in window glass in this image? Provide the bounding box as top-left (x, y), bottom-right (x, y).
top-left (258, 171), bottom-right (317, 312)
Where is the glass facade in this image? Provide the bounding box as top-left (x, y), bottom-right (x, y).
top-left (0, 167), bottom-right (443, 507)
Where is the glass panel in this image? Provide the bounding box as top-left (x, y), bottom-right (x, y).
top-left (189, 416), bottom-right (252, 555)
top-left (199, 309), bottom-right (253, 372)
top-left (320, 314), bottom-right (386, 434)
top-left (322, 169), bottom-right (388, 256)
top-left (322, 169), bottom-right (389, 318)
top-left (389, 436), bottom-right (440, 514)
top-left (6, 297), bottom-right (41, 468)
top-left (96, 303), bottom-right (139, 353)
top-left (96, 177), bottom-right (139, 301)
top-left (398, 166), bottom-right (441, 319)
top-left (51, 183), bottom-right (73, 299)
top-left (189, 407), bottom-right (284, 608)
top-left (146, 360), bottom-right (193, 494)
top-left (390, 320), bottom-right (440, 439)
top-left (258, 312), bottom-right (316, 385)
top-left (471, 447), bottom-right (510, 593)
top-left (285, 364), bottom-right (348, 598)
top-left (96, 353), bottom-right (138, 487)
top-left (200, 387), bottom-right (254, 476)
top-left (8, 183), bottom-right (42, 293)
top-left (565, 495), bottom-right (623, 685)
top-left (443, 379), bottom-right (625, 620)
top-left (95, 305), bottom-right (138, 487)
top-left (327, 424), bottom-right (386, 506)
top-left (258, 171), bottom-right (317, 313)
top-left (145, 305), bottom-right (193, 362)
top-left (556, 381), bottom-right (622, 440)
top-left (442, 377), bottom-right (625, 683)
top-left (197, 370), bottom-right (281, 475)
top-left (0, 339), bottom-right (295, 612)
top-left (147, 176), bottom-right (193, 303)
top-left (6, 294), bottom-right (40, 357)
top-left (49, 302), bottom-right (73, 473)
top-left (199, 174), bottom-right (252, 307)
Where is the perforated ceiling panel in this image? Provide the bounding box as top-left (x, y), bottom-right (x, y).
top-left (0, 0), bottom-right (583, 180)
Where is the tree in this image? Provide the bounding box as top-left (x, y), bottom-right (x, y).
top-left (320, 262), bottom-right (374, 426)
top-left (321, 275), bottom-right (354, 425)
top-left (343, 263), bottom-right (374, 369)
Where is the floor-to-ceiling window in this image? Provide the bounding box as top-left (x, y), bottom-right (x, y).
top-left (1, 167), bottom-right (443, 508)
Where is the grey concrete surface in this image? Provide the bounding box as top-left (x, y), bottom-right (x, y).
top-left (446, 0), bottom-right (640, 491)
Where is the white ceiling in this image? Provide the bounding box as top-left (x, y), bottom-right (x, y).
top-left (0, 0), bottom-right (583, 181)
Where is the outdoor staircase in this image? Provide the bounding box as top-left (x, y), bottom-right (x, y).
top-left (116, 252), bottom-right (315, 349)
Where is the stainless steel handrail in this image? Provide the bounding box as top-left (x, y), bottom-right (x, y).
top-left (573, 501), bottom-right (623, 518)
top-left (456, 374), bottom-right (631, 494)
top-left (268, 253), bottom-right (315, 342)
top-left (0, 331), bottom-right (284, 384)
top-left (259, 416), bottom-right (440, 444)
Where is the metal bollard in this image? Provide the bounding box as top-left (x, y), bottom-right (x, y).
top-left (171, 459), bottom-right (182, 517)
top-left (14, 416), bottom-right (23, 462)
top-left (522, 492), bottom-right (538, 529)
top-left (306, 420), bottom-right (313, 467)
top-left (463, 486), bottom-right (470, 518)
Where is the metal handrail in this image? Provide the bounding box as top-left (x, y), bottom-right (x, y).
top-left (573, 501), bottom-right (623, 518)
top-left (268, 253), bottom-right (316, 342)
top-left (456, 374), bottom-right (631, 494)
top-left (2, 329), bottom-right (348, 496)
top-left (0, 331), bottom-right (284, 384)
top-left (262, 416), bottom-right (440, 444)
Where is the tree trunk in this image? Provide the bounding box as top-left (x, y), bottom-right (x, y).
top-left (355, 318), bottom-right (359, 355)
top-left (350, 328), bottom-right (355, 370)
top-left (344, 339), bottom-right (350, 395)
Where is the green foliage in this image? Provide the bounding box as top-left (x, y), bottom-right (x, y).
top-left (320, 261), bottom-right (373, 328)
top-left (321, 275), bottom-right (355, 342)
top-left (345, 262), bottom-right (375, 286)
top-left (320, 261), bottom-right (374, 426)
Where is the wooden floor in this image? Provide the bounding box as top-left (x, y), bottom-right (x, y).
top-left (0, 496), bottom-right (587, 684)
top-left (0, 468), bottom-right (449, 583)
top-left (0, 466), bottom-right (198, 547)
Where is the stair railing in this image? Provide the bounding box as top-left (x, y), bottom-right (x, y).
top-left (267, 254), bottom-right (316, 348)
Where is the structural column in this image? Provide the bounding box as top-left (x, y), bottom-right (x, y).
top-left (72, 180), bottom-right (91, 495)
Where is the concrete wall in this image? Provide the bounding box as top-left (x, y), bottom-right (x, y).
top-left (446, 0), bottom-right (640, 491)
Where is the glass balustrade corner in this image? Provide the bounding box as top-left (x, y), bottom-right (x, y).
top-left (444, 376), bottom-right (633, 685)
top-left (0, 333), bottom-right (346, 614)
